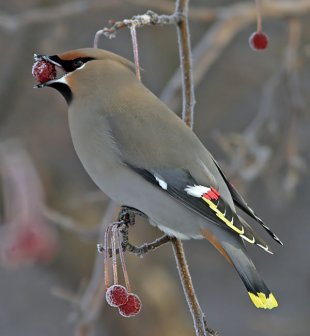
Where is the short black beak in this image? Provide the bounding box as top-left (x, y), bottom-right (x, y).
top-left (33, 54), bottom-right (62, 67)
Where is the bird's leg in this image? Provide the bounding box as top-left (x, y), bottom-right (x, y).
top-left (97, 206), bottom-right (171, 257)
top-left (118, 205), bottom-right (172, 256)
top-left (118, 205), bottom-right (146, 226)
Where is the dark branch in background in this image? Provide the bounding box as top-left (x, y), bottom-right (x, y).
top-left (214, 14), bottom-right (306, 197)
top-left (43, 206), bottom-right (100, 240)
top-left (160, 0), bottom-right (310, 111)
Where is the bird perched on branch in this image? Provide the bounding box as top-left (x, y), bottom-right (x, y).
top-left (34, 48), bottom-right (282, 309)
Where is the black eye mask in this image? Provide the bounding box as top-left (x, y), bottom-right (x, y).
top-left (47, 55), bottom-right (95, 72)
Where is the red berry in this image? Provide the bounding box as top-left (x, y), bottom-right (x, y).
top-left (249, 31), bottom-right (269, 50)
top-left (106, 285), bottom-right (128, 307)
top-left (118, 293), bottom-right (142, 317)
top-left (32, 60), bottom-right (56, 83)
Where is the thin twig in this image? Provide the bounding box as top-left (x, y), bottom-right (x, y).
top-left (104, 224), bottom-right (110, 290)
top-left (175, 0), bottom-right (195, 128)
top-left (75, 202), bottom-right (119, 336)
top-left (172, 1), bottom-right (213, 335)
top-left (256, 0), bottom-right (263, 32)
top-left (172, 238), bottom-right (210, 336)
top-left (94, 10), bottom-right (177, 46)
top-left (130, 25), bottom-right (142, 81)
top-left (111, 225), bottom-right (119, 284)
top-left (116, 228), bottom-right (131, 292)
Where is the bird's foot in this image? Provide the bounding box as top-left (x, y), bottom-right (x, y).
top-left (97, 206), bottom-right (171, 257)
top-left (118, 206), bottom-right (171, 256)
top-left (118, 205), bottom-right (146, 226)
top-left (98, 231), bottom-right (171, 257)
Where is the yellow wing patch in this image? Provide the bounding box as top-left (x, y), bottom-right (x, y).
top-left (197, 188), bottom-right (271, 253)
top-left (202, 197), bottom-right (244, 235)
top-left (248, 292), bottom-right (278, 309)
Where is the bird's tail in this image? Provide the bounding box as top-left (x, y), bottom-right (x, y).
top-left (222, 240), bottom-right (278, 309)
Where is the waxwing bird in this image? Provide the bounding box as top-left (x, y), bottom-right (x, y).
top-left (34, 48), bottom-right (282, 309)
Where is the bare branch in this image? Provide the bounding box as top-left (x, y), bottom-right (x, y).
top-left (1, 0), bottom-right (309, 34)
top-left (94, 10), bottom-right (177, 47)
top-left (172, 238), bottom-right (215, 336)
top-left (126, 234), bottom-right (171, 255)
top-left (175, 0), bottom-right (195, 128)
top-left (161, 0), bottom-right (310, 111)
top-left (214, 13), bottom-right (307, 194)
top-left (126, 0), bottom-right (217, 21)
top-left (172, 1), bottom-right (212, 335)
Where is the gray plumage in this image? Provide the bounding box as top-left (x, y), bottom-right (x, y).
top-left (35, 48), bottom-right (281, 309)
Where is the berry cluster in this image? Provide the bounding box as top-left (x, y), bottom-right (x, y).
top-left (101, 224), bottom-right (142, 317)
top-left (106, 285), bottom-right (142, 317)
top-left (249, 0), bottom-right (269, 51)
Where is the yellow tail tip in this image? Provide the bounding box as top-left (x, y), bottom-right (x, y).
top-left (248, 292), bottom-right (278, 309)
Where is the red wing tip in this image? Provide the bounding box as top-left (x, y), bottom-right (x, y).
top-left (203, 187), bottom-right (220, 201)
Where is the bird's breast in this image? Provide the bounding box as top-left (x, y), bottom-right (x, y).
top-left (67, 103), bottom-right (123, 196)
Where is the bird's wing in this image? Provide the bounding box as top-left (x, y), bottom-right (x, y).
top-left (211, 159), bottom-right (283, 245)
top-left (127, 164), bottom-right (272, 254)
top-left (103, 84), bottom-right (278, 251)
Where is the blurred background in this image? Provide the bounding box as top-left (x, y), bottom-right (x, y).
top-left (0, 0), bottom-right (309, 335)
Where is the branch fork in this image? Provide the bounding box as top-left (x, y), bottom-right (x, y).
top-left (94, 10), bottom-right (178, 47)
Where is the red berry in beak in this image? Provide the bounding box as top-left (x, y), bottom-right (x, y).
top-left (106, 285), bottom-right (129, 307)
top-left (249, 32), bottom-right (269, 50)
top-left (32, 60), bottom-right (56, 83)
top-left (118, 293), bottom-right (142, 317)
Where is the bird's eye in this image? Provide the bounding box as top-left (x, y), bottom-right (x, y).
top-left (72, 59), bottom-right (84, 69)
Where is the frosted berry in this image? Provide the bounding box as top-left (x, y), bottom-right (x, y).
top-left (249, 32), bottom-right (269, 50)
top-left (32, 60), bottom-right (56, 83)
top-left (118, 293), bottom-right (142, 317)
top-left (106, 285), bottom-right (128, 307)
